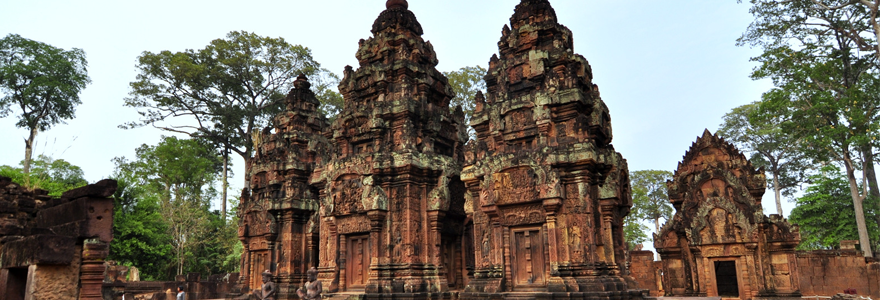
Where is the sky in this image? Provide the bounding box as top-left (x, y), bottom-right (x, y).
top-left (0, 0), bottom-right (784, 245)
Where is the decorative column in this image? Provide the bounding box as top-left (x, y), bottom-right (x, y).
top-left (241, 240), bottom-right (251, 291)
top-left (268, 211), bottom-right (280, 273)
top-left (318, 216), bottom-right (339, 293)
top-left (427, 210), bottom-right (448, 292)
top-left (79, 239), bottom-right (109, 300)
top-left (542, 198), bottom-right (565, 292)
top-left (600, 204), bottom-right (616, 266)
top-left (366, 210), bottom-right (386, 293)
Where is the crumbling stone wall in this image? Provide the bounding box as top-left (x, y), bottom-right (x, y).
top-left (630, 251), bottom-right (660, 297)
top-left (103, 272), bottom-right (239, 300)
top-left (0, 176), bottom-right (116, 300)
top-left (630, 243), bottom-right (880, 300)
top-left (797, 249), bottom-right (880, 298)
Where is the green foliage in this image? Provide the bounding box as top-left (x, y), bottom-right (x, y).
top-left (740, 0), bottom-right (880, 255)
top-left (0, 155), bottom-right (87, 196)
top-left (109, 136), bottom-right (237, 279)
top-left (630, 170), bottom-right (674, 233)
top-left (790, 166), bottom-right (880, 250)
top-left (115, 136), bottom-right (221, 203)
top-left (312, 70), bottom-right (344, 121)
top-left (739, 0), bottom-right (880, 160)
top-left (108, 177), bottom-right (172, 281)
top-left (0, 34), bottom-right (91, 173)
top-left (718, 103), bottom-right (812, 214)
top-left (444, 65), bottom-right (486, 137)
top-left (0, 34), bottom-right (90, 131)
top-left (123, 31), bottom-right (335, 161)
top-left (624, 211), bottom-right (650, 250)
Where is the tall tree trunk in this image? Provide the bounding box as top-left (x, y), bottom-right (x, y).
top-left (772, 171), bottom-right (784, 216)
top-left (654, 217), bottom-right (660, 235)
top-left (222, 146), bottom-right (228, 223)
top-left (861, 146), bottom-right (880, 198)
top-left (843, 151), bottom-right (873, 257)
top-left (23, 126), bottom-right (38, 175)
top-left (860, 145), bottom-right (880, 246)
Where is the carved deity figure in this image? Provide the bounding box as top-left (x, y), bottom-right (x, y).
top-left (297, 267), bottom-right (322, 300)
top-left (253, 270), bottom-right (276, 300)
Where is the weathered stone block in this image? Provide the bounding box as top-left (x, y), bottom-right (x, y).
top-left (35, 197), bottom-right (113, 242)
top-left (0, 234), bottom-right (75, 267)
top-left (60, 179), bottom-right (117, 200)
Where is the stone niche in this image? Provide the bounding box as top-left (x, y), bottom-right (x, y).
top-left (654, 130), bottom-right (801, 300)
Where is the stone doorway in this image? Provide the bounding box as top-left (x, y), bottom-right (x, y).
top-left (511, 227), bottom-right (546, 288)
top-left (1, 267), bottom-right (28, 300)
top-left (345, 235), bottom-right (370, 290)
top-left (250, 251), bottom-right (270, 291)
top-left (714, 260), bottom-right (739, 297)
top-left (442, 235), bottom-right (459, 289)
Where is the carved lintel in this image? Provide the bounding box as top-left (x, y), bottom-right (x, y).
top-left (336, 215), bottom-right (370, 235)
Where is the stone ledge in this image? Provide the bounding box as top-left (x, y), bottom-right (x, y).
top-left (0, 234), bottom-right (75, 267)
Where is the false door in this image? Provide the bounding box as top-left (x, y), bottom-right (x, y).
top-left (511, 227), bottom-right (546, 287)
top-left (346, 235), bottom-right (370, 290)
top-left (250, 250), bottom-right (270, 291)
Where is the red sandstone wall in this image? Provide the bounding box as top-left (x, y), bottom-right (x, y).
top-left (630, 250), bottom-right (661, 297)
top-left (796, 251), bottom-right (880, 298)
top-left (634, 249), bottom-right (880, 300)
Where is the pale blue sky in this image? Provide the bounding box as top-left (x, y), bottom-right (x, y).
top-left (0, 0), bottom-right (784, 245)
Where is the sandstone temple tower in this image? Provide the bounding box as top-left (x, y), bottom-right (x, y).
top-left (461, 0), bottom-right (637, 297)
top-left (241, 74), bottom-right (331, 297)
top-left (239, 1), bottom-right (644, 299)
top-left (308, 0), bottom-right (468, 296)
top-left (654, 130), bottom-right (800, 299)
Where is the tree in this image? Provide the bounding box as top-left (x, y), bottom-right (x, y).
top-left (718, 103), bottom-right (813, 216)
top-left (122, 31), bottom-right (337, 221)
top-left (741, 0), bottom-right (880, 256)
top-left (112, 136), bottom-right (224, 276)
top-left (107, 176), bottom-right (173, 280)
top-left (313, 70), bottom-right (344, 121)
top-left (808, 0), bottom-right (880, 66)
top-left (444, 65), bottom-right (486, 138)
top-left (0, 155), bottom-right (87, 196)
top-left (630, 170), bottom-right (674, 235)
top-left (0, 34), bottom-right (90, 175)
top-left (790, 166), bottom-right (880, 250)
top-left (624, 194), bottom-right (650, 250)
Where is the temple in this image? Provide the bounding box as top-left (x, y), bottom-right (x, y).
top-left (628, 130), bottom-right (880, 300)
top-left (460, 0), bottom-right (636, 298)
top-left (308, 0), bottom-right (468, 295)
top-left (653, 130), bottom-right (801, 299)
top-left (12, 2), bottom-right (880, 300)
top-left (236, 0), bottom-right (643, 299)
top-left (239, 73), bottom-right (331, 298)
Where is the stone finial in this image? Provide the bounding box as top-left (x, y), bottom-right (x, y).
top-left (387, 0), bottom-right (408, 10)
top-left (474, 90), bottom-right (486, 112)
top-left (293, 74), bottom-right (311, 90)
